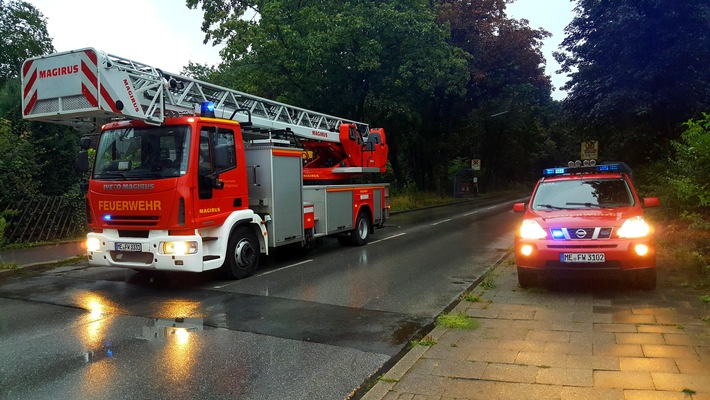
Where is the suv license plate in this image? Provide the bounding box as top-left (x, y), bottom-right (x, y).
top-left (115, 242), bottom-right (142, 252)
top-left (561, 253), bottom-right (605, 263)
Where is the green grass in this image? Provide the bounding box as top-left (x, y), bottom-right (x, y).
top-left (682, 388), bottom-right (696, 395)
top-left (436, 313), bottom-right (479, 330)
top-left (0, 262), bottom-right (18, 270)
top-left (410, 336), bottom-right (437, 347)
top-left (377, 376), bottom-right (399, 383)
top-left (462, 293), bottom-right (481, 302)
top-left (699, 295), bottom-right (710, 304)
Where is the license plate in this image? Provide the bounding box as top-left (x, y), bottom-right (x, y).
top-left (560, 253), bottom-right (605, 263)
top-left (115, 242), bottom-right (142, 252)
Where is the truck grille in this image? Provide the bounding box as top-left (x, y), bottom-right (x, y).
top-left (105, 215), bottom-right (160, 227)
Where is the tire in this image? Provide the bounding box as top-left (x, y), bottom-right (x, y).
top-left (634, 268), bottom-right (657, 290)
top-left (517, 266), bottom-right (538, 288)
top-left (350, 211), bottom-right (371, 246)
top-left (223, 226), bottom-right (260, 279)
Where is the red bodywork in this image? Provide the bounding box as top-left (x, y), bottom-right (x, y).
top-left (302, 124), bottom-right (388, 182)
top-left (513, 171), bottom-right (660, 287)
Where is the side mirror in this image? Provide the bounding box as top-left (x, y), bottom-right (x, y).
top-left (206, 173), bottom-right (225, 190)
top-left (643, 197), bottom-right (660, 208)
top-left (79, 136), bottom-right (92, 150)
top-left (77, 150), bottom-right (89, 173)
top-left (513, 203), bottom-right (526, 213)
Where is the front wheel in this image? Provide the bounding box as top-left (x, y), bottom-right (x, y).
top-left (517, 266), bottom-right (539, 288)
top-left (223, 226), bottom-right (260, 279)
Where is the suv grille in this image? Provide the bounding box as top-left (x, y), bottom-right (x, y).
top-left (551, 227), bottom-right (613, 240)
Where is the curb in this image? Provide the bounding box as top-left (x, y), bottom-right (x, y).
top-left (357, 250), bottom-right (514, 400)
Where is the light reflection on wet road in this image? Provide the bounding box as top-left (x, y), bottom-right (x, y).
top-left (0, 195), bottom-right (524, 400)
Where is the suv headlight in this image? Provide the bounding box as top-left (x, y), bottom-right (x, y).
top-left (519, 220), bottom-right (547, 240)
top-left (617, 216), bottom-right (650, 238)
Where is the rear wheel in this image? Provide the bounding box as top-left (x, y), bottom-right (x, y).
top-left (350, 211), bottom-right (371, 246)
top-left (517, 266), bottom-right (539, 288)
top-left (223, 226), bottom-right (260, 279)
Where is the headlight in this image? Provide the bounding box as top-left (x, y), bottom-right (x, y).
top-left (86, 237), bottom-right (101, 252)
top-left (617, 216), bottom-right (650, 238)
top-left (163, 241), bottom-right (198, 255)
top-left (519, 220), bottom-right (547, 240)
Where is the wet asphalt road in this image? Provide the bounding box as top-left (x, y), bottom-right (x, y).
top-left (0, 196), bottom-right (524, 400)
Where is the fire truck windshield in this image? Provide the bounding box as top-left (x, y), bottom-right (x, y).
top-left (93, 126), bottom-right (191, 180)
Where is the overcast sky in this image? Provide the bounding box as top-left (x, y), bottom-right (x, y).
top-left (27, 0), bottom-right (574, 100)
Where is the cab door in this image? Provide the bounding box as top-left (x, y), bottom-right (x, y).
top-left (193, 124), bottom-right (248, 227)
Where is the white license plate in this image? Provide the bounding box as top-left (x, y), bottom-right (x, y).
top-left (115, 242), bottom-right (142, 252)
top-left (560, 253), bottom-right (605, 263)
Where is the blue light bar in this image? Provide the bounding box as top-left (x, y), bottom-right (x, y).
top-left (200, 101), bottom-right (215, 117)
top-left (103, 215), bottom-right (112, 221)
top-left (542, 163), bottom-right (629, 177)
top-left (551, 228), bottom-right (564, 239)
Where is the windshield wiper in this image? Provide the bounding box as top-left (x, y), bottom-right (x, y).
top-left (536, 204), bottom-right (568, 210)
top-left (95, 172), bottom-right (127, 180)
top-left (566, 202), bottom-right (602, 208)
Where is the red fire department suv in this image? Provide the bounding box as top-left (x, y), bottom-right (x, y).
top-left (513, 162), bottom-right (660, 289)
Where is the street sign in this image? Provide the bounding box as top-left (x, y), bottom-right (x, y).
top-left (581, 141), bottom-right (598, 160)
top-left (471, 159), bottom-right (481, 171)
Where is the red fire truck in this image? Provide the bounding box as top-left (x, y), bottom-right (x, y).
top-left (21, 48), bottom-right (390, 279)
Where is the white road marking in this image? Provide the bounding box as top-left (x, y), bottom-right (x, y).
top-left (368, 232), bottom-right (407, 244)
top-left (431, 218), bottom-right (452, 226)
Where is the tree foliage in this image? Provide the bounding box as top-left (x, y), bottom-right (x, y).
top-left (188, 0), bottom-right (554, 192)
top-left (556, 0), bottom-right (710, 164)
top-left (0, 0), bottom-right (54, 84)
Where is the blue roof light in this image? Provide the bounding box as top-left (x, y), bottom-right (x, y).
top-left (200, 101), bottom-right (215, 117)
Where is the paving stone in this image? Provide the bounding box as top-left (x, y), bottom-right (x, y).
top-left (663, 333), bottom-right (693, 346)
top-left (564, 354), bottom-right (620, 370)
top-left (593, 343), bottom-right (645, 357)
top-left (638, 325), bottom-right (687, 334)
top-left (571, 331), bottom-right (616, 345)
top-left (611, 313), bottom-right (657, 324)
top-left (674, 357), bottom-right (710, 374)
top-left (535, 366), bottom-right (593, 387)
top-left (391, 373), bottom-right (450, 396)
top-left (615, 332), bottom-right (666, 345)
top-left (559, 387), bottom-right (624, 400)
top-left (515, 351), bottom-right (567, 368)
top-left (465, 347), bottom-right (519, 364)
top-left (593, 323), bottom-right (638, 333)
top-left (481, 362), bottom-right (538, 383)
top-left (543, 341), bottom-right (593, 356)
top-left (642, 344), bottom-right (700, 359)
top-left (525, 329), bottom-right (571, 342)
top-left (593, 371), bottom-right (655, 390)
top-left (623, 390), bottom-right (688, 400)
top-left (444, 380), bottom-right (561, 400)
top-left (651, 372), bottom-right (710, 392)
top-left (618, 357), bottom-right (679, 373)
top-left (429, 359), bottom-right (487, 379)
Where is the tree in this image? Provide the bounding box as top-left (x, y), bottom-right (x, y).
top-left (187, 0), bottom-right (469, 189)
top-left (556, 0), bottom-right (710, 164)
top-left (0, 0), bottom-right (54, 85)
top-left (434, 0), bottom-right (555, 190)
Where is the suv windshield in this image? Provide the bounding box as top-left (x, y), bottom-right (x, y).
top-left (93, 126), bottom-right (191, 180)
top-left (532, 178), bottom-right (634, 210)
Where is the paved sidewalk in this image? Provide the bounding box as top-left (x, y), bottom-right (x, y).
top-left (0, 241), bottom-right (85, 276)
top-left (363, 260), bottom-right (710, 400)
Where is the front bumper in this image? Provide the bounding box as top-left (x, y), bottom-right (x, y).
top-left (515, 237), bottom-right (656, 271)
top-left (86, 229), bottom-right (206, 273)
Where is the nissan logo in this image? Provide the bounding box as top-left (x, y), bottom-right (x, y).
top-left (575, 229), bottom-right (587, 238)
